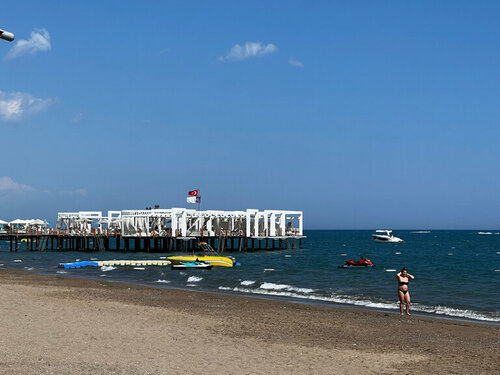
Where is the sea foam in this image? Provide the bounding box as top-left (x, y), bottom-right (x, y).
top-left (100, 265), bottom-right (117, 272)
top-left (217, 286), bottom-right (500, 322)
top-left (241, 280), bottom-right (256, 286)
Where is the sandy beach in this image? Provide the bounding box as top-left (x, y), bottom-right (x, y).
top-left (0, 269), bottom-right (497, 375)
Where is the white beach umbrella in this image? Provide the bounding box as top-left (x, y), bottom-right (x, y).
top-left (0, 219), bottom-right (9, 224)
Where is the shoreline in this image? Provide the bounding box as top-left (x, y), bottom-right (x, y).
top-left (29, 267), bottom-right (500, 325)
top-left (0, 268), bottom-right (498, 374)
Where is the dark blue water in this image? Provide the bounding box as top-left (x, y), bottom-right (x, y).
top-left (1, 230), bottom-right (499, 322)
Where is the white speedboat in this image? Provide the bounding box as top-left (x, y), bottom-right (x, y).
top-left (372, 230), bottom-right (404, 243)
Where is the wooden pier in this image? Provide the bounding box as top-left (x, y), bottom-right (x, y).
top-left (0, 232), bottom-right (304, 252)
top-left (1, 207), bottom-right (305, 252)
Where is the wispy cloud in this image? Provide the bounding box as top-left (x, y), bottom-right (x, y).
top-left (159, 48), bottom-right (170, 55)
top-left (0, 176), bottom-right (35, 194)
top-left (5, 28), bottom-right (51, 60)
top-left (71, 112), bottom-right (83, 123)
top-left (289, 57), bottom-right (304, 68)
top-left (0, 90), bottom-right (57, 121)
top-left (60, 188), bottom-right (87, 196)
top-left (218, 42), bottom-right (277, 62)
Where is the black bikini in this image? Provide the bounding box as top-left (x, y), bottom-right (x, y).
top-left (398, 281), bottom-right (409, 294)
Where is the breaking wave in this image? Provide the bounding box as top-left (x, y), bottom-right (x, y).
top-left (218, 284), bottom-right (500, 322)
top-left (187, 276), bottom-right (203, 283)
top-left (240, 280), bottom-right (256, 286)
top-left (100, 265), bottom-right (117, 272)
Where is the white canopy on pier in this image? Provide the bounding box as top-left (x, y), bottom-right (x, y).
top-left (0, 219), bottom-right (8, 224)
top-left (28, 219), bottom-right (46, 225)
top-left (10, 219), bottom-right (27, 224)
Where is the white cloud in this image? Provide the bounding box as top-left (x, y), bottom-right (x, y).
top-left (0, 176), bottom-right (35, 193)
top-left (5, 28), bottom-right (51, 60)
top-left (218, 42), bottom-right (277, 62)
top-left (74, 188), bottom-right (87, 196)
top-left (0, 90), bottom-right (56, 121)
top-left (289, 57), bottom-right (304, 68)
top-left (71, 113), bottom-right (83, 123)
top-left (60, 188), bottom-right (87, 196)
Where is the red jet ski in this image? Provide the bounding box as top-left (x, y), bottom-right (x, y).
top-left (338, 257), bottom-right (375, 268)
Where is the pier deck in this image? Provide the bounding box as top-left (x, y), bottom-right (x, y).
top-left (0, 233), bottom-right (305, 252)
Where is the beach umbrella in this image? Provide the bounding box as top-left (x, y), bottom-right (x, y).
top-left (0, 219), bottom-right (8, 224)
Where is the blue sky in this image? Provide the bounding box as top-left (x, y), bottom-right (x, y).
top-left (1, 1), bottom-right (499, 229)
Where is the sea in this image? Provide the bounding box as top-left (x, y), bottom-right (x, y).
top-left (1, 230), bottom-right (499, 323)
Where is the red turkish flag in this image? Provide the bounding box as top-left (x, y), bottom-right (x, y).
top-left (188, 189), bottom-right (199, 196)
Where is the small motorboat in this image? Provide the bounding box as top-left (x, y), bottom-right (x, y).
top-left (338, 258), bottom-right (375, 268)
top-left (171, 260), bottom-right (213, 270)
top-left (372, 230), bottom-right (404, 243)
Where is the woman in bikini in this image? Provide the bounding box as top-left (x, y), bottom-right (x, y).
top-left (396, 267), bottom-right (414, 316)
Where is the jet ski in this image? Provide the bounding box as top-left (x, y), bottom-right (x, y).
top-left (171, 260), bottom-right (213, 270)
top-left (338, 257), bottom-right (375, 268)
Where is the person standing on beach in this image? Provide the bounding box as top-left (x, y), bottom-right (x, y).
top-left (396, 268), bottom-right (414, 316)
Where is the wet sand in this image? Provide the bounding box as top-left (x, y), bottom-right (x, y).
top-left (0, 269), bottom-right (498, 374)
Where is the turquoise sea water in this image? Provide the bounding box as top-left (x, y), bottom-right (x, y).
top-left (1, 230), bottom-right (499, 322)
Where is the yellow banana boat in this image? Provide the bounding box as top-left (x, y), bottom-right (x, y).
top-left (168, 242), bottom-right (239, 267)
top-left (168, 255), bottom-right (236, 267)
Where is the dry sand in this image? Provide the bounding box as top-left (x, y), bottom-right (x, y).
top-left (0, 269), bottom-right (498, 374)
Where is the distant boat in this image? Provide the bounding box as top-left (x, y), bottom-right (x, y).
top-left (372, 230), bottom-right (404, 243)
top-left (477, 232), bottom-right (493, 235)
top-left (410, 230), bottom-right (431, 234)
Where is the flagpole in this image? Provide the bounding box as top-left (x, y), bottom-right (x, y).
top-left (197, 188), bottom-right (201, 211)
